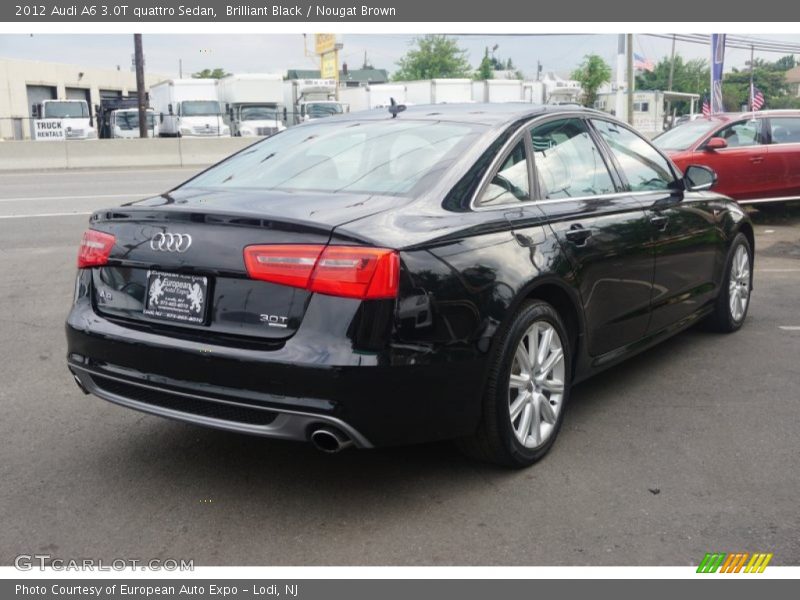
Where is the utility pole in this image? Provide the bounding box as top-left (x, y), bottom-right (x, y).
top-left (666, 34), bottom-right (676, 128)
top-left (749, 45), bottom-right (755, 111)
top-left (133, 34), bottom-right (147, 139)
top-left (626, 33), bottom-right (634, 126)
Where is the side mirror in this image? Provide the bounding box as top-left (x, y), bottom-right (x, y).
top-left (159, 112), bottom-right (164, 124)
top-left (704, 137), bottom-right (727, 150)
top-left (31, 104), bottom-right (40, 118)
top-left (168, 103), bottom-right (174, 116)
top-left (283, 107), bottom-right (287, 122)
top-left (684, 165), bottom-right (717, 192)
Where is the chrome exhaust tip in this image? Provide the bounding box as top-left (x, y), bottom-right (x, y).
top-left (309, 427), bottom-right (354, 453)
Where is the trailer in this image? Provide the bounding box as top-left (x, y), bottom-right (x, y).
top-left (404, 79), bottom-right (473, 105)
top-left (339, 84), bottom-right (407, 114)
top-left (475, 80), bottom-right (524, 103)
top-left (217, 73), bottom-right (285, 137)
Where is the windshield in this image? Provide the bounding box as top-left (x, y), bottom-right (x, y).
top-left (653, 119), bottom-right (723, 151)
top-left (240, 106), bottom-right (279, 121)
top-left (306, 103), bottom-right (343, 118)
top-left (181, 101), bottom-right (222, 116)
top-left (117, 111), bottom-right (156, 130)
top-left (43, 101), bottom-right (88, 119)
top-left (182, 119), bottom-right (485, 196)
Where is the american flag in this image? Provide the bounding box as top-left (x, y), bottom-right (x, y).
top-left (633, 53), bottom-right (655, 72)
top-left (702, 96), bottom-right (711, 117)
top-left (750, 83), bottom-right (765, 111)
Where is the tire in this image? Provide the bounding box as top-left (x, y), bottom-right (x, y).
top-left (457, 300), bottom-right (572, 468)
top-left (707, 233), bottom-right (753, 333)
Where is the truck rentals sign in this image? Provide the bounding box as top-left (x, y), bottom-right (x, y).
top-left (33, 119), bottom-right (65, 141)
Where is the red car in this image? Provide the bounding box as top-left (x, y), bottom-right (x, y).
top-left (654, 110), bottom-right (800, 204)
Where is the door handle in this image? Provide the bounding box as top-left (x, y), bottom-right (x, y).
top-left (565, 224), bottom-right (592, 245)
top-left (749, 156), bottom-right (764, 164)
top-left (650, 215), bottom-right (669, 231)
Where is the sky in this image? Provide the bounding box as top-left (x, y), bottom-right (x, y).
top-left (1, 34), bottom-right (799, 80)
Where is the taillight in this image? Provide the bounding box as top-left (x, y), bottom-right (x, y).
top-left (244, 245), bottom-right (400, 300)
top-left (77, 230), bottom-right (116, 268)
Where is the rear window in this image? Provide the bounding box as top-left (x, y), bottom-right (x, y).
top-left (183, 119), bottom-right (485, 196)
top-left (653, 119), bottom-right (723, 151)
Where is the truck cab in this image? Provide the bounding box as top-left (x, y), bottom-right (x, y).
top-left (110, 109), bottom-right (159, 139)
top-left (299, 100), bottom-right (347, 122)
top-left (33, 99), bottom-right (97, 140)
top-left (228, 104), bottom-right (285, 137)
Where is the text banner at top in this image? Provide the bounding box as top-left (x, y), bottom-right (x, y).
top-left (4, 0), bottom-right (800, 22)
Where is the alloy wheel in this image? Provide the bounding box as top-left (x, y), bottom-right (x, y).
top-left (729, 245), bottom-right (750, 322)
top-left (508, 321), bottom-right (566, 449)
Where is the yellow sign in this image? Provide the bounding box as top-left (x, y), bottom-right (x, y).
top-left (314, 34), bottom-right (337, 55)
top-left (320, 51), bottom-right (338, 80)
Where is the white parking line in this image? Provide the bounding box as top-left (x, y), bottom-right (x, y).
top-left (0, 193), bottom-right (161, 203)
top-left (0, 212), bottom-right (92, 220)
top-left (778, 326), bottom-right (800, 331)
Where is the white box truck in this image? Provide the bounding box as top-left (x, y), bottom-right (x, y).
top-left (283, 79), bottom-right (347, 126)
top-left (31, 99), bottom-right (97, 140)
top-left (150, 79), bottom-right (229, 137)
top-left (405, 79), bottom-right (473, 105)
top-left (218, 73), bottom-right (286, 137)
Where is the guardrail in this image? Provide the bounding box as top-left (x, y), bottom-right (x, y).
top-left (0, 137), bottom-right (258, 172)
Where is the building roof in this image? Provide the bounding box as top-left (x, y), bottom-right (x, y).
top-left (785, 65), bottom-right (800, 84)
top-left (286, 68), bottom-right (389, 84)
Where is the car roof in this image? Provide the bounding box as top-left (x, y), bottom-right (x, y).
top-left (693, 109), bottom-right (800, 123)
top-left (333, 103), bottom-right (610, 127)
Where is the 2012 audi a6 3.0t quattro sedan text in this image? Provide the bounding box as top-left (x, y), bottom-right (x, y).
top-left (66, 105), bottom-right (754, 467)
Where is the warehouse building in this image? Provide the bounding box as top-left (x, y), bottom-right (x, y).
top-left (0, 57), bottom-right (167, 140)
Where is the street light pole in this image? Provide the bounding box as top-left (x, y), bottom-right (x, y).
top-left (134, 34), bottom-right (147, 139)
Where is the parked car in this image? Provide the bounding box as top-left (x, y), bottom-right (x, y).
top-left (66, 105), bottom-right (753, 467)
top-left (653, 110), bottom-right (800, 204)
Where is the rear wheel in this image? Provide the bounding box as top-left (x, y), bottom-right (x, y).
top-left (458, 300), bottom-right (571, 467)
top-left (708, 233), bottom-right (752, 333)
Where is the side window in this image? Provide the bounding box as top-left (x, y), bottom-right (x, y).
top-left (591, 119), bottom-right (676, 192)
top-left (770, 117), bottom-right (800, 144)
top-left (715, 119), bottom-right (763, 147)
top-left (476, 140), bottom-right (530, 207)
top-left (529, 118), bottom-right (615, 199)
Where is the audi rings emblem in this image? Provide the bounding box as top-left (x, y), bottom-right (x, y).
top-left (150, 232), bottom-right (193, 253)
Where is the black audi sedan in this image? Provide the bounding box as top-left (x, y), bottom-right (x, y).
top-left (66, 104), bottom-right (754, 467)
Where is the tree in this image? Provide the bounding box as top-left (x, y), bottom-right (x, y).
top-left (191, 68), bottom-right (229, 79)
top-left (571, 54), bottom-right (612, 107)
top-left (636, 56), bottom-right (709, 114)
top-left (393, 35), bottom-right (472, 81)
top-left (475, 48), bottom-right (494, 81)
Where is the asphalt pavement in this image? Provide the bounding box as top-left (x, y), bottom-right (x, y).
top-left (1, 168), bottom-right (798, 566)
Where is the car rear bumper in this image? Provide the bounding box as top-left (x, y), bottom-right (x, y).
top-left (66, 300), bottom-right (487, 447)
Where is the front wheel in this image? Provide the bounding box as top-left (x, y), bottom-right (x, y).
top-left (708, 233), bottom-right (752, 333)
top-left (458, 301), bottom-right (571, 467)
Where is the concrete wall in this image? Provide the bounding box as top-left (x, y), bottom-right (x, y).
top-left (0, 137), bottom-right (256, 172)
top-left (0, 58), bottom-right (169, 140)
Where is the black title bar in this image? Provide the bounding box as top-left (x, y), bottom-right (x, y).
top-left (4, 0), bottom-right (800, 22)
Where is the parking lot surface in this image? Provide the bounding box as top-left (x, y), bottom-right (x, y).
top-left (1, 168), bottom-right (798, 565)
